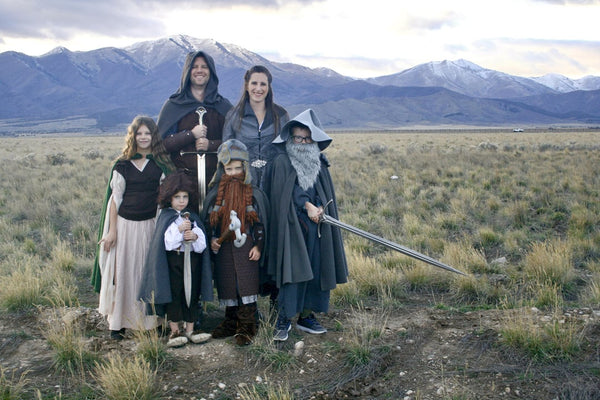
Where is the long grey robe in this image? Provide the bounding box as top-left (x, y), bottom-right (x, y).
top-left (265, 150), bottom-right (348, 290)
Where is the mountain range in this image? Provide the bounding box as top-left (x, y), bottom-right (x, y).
top-left (1, 34), bottom-right (599, 134)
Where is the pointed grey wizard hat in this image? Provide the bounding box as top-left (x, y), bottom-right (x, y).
top-left (273, 108), bottom-right (332, 150)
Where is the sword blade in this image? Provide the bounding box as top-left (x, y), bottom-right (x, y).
top-left (195, 106), bottom-right (207, 213)
top-left (197, 153), bottom-right (206, 212)
top-left (184, 243), bottom-right (192, 307)
top-left (320, 214), bottom-right (466, 275)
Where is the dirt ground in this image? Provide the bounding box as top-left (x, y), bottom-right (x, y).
top-left (1, 289), bottom-right (599, 400)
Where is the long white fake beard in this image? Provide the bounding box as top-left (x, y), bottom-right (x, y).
top-left (286, 141), bottom-right (321, 191)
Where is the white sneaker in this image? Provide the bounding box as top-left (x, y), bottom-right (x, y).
top-left (186, 331), bottom-right (211, 344)
top-left (167, 332), bottom-right (188, 348)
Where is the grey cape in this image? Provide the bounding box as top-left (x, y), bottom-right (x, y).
top-left (157, 50), bottom-right (232, 137)
top-left (138, 207), bottom-right (213, 316)
top-left (265, 109), bottom-right (348, 289)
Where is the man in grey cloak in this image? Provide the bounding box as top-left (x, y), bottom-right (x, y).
top-left (264, 109), bottom-right (348, 341)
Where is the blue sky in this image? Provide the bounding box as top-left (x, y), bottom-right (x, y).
top-left (1, 0), bottom-right (599, 78)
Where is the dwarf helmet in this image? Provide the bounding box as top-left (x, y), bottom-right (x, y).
top-left (209, 139), bottom-right (252, 186)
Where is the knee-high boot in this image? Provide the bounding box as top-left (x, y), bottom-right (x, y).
top-left (235, 302), bottom-right (257, 346)
top-left (212, 306), bottom-right (238, 338)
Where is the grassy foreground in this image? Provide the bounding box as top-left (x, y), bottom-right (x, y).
top-left (0, 130), bottom-right (599, 399)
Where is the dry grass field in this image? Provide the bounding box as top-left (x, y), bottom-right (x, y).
top-left (0, 130), bottom-right (599, 399)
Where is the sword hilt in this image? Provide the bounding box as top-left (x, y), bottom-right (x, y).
top-left (317, 199), bottom-right (335, 238)
top-left (179, 150), bottom-right (217, 156)
top-left (181, 211), bottom-right (195, 243)
top-left (196, 106), bottom-right (207, 126)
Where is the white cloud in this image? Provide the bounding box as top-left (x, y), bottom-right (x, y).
top-left (0, 0), bottom-right (599, 78)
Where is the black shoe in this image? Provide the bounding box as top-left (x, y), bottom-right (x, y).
top-left (297, 314), bottom-right (327, 334)
top-left (156, 325), bottom-right (169, 337)
top-left (110, 329), bottom-right (125, 341)
top-left (273, 315), bottom-right (291, 342)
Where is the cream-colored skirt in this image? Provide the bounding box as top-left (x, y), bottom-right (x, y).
top-left (98, 215), bottom-right (157, 331)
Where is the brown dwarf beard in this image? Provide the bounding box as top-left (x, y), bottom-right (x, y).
top-left (209, 172), bottom-right (258, 236)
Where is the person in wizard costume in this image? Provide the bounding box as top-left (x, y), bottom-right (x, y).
top-left (263, 109), bottom-right (348, 342)
top-left (138, 171), bottom-right (213, 347)
top-left (201, 139), bottom-right (269, 346)
top-left (91, 115), bottom-right (174, 341)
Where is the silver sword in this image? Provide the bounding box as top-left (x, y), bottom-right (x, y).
top-left (181, 211), bottom-right (193, 307)
top-left (318, 200), bottom-right (466, 275)
top-left (195, 106), bottom-right (207, 212)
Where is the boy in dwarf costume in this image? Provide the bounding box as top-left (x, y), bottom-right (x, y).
top-left (202, 139), bottom-right (269, 345)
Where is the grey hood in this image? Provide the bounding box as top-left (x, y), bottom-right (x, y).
top-left (273, 109), bottom-right (332, 151)
top-left (157, 51), bottom-right (232, 138)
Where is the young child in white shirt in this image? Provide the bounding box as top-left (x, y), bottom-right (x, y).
top-left (139, 171), bottom-right (212, 347)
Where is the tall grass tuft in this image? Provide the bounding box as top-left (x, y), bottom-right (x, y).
top-left (451, 274), bottom-right (492, 304)
top-left (133, 325), bottom-right (169, 368)
top-left (0, 366), bottom-right (28, 400)
top-left (44, 309), bottom-right (98, 374)
top-left (345, 250), bottom-right (406, 303)
top-left (582, 264), bottom-right (600, 305)
top-left (95, 354), bottom-right (159, 400)
top-left (529, 282), bottom-right (563, 309)
top-left (238, 381), bottom-right (294, 400)
top-left (499, 308), bottom-right (585, 362)
top-left (522, 240), bottom-right (575, 287)
top-left (401, 264), bottom-right (451, 292)
top-left (44, 265), bottom-right (79, 308)
top-left (0, 259), bottom-right (46, 311)
top-left (0, 249), bottom-right (78, 311)
top-left (442, 241), bottom-right (489, 274)
top-left (568, 204), bottom-right (598, 239)
top-left (50, 240), bottom-right (76, 272)
top-left (331, 279), bottom-right (361, 307)
top-left (343, 305), bottom-right (388, 367)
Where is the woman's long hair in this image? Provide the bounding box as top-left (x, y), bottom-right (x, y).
top-left (119, 115), bottom-right (174, 170)
top-left (232, 65), bottom-right (285, 134)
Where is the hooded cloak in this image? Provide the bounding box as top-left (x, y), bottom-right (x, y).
top-left (138, 207), bottom-right (213, 316)
top-left (157, 51), bottom-right (232, 137)
top-left (265, 109), bottom-right (348, 289)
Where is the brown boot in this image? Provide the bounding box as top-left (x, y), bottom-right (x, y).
top-left (212, 306), bottom-right (238, 338)
top-left (235, 303), bottom-right (257, 346)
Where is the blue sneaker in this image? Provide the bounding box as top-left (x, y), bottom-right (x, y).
top-left (296, 314), bottom-right (327, 334)
top-left (274, 315), bottom-right (291, 341)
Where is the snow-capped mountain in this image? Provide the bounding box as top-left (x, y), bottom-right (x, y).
top-left (0, 35), bottom-right (599, 133)
top-left (368, 59), bottom-right (558, 99)
top-left (530, 73), bottom-right (600, 92)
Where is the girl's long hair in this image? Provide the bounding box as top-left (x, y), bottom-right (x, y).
top-left (119, 115), bottom-right (174, 170)
top-left (232, 65), bottom-right (285, 134)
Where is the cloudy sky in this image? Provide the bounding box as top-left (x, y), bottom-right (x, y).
top-left (1, 0), bottom-right (599, 79)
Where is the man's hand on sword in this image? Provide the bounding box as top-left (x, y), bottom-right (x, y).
top-left (191, 124), bottom-right (207, 139)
